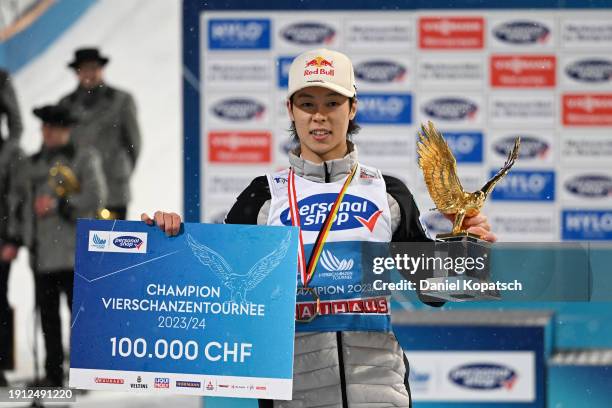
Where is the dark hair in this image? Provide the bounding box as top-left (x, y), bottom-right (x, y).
top-left (288, 96), bottom-right (361, 142)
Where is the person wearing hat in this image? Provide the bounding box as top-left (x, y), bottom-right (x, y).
top-left (0, 68), bottom-right (24, 386)
top-left (8, 104), bottom-right (106, 386)
top-left (59, 47), bottom-right (140, 220)
top-left (143, 49), bottom-right (495, 407)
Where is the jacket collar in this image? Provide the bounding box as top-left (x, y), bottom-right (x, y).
top-left (288, 140), bottom-right (358, 183)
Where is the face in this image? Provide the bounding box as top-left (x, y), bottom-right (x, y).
top-left (287, 86), bottom-right (357, 163)
top-left (42, 124), bottom-right (71, 148)
top-left (76, 61), bottom-right (104, 89)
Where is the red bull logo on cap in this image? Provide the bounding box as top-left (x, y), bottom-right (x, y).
top-left (304, 56), bottom-right (335, 76)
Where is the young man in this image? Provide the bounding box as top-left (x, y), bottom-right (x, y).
top-left (59, 47), bottom-right (141, 220)
top-left (144, 49), bottom-right (494, 407)
top-left (8, 104), bottom-right (107, 386)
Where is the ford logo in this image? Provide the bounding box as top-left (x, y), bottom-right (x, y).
top-left (212, 98), bottom-right (265, 121)
top-left (354, 61), bottom-right (406, 83)
top-left (565, 175), bottom-right (612, 198)
top-left (113, 236), bottom-right (143, 249)
top-left (281, 23), bottom-right (335, 45)
top-left (449, 364), bottom-right (516, 390)
top-left (565, 59), bottom-right (612, 83)
top-left (495, 136), bottom-right (549, 159)
top-left (423, 98), bottom-right (477, 121)
top-left (493, 21), bottom-right (549, 44)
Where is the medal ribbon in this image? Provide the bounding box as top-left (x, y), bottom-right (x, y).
top-left (288, 164), bottom-right (358, 288)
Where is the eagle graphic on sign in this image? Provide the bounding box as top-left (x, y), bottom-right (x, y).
top-left (186, 232), bottom-right (291, 304)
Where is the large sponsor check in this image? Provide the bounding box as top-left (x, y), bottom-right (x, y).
top-left (69, 220), bottom-right (298, 399)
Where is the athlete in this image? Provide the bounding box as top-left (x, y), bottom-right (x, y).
top-left (143, 49), bottom-right (494, 407)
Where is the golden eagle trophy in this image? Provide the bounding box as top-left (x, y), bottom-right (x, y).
top-left (417, 121), bottom-right (520, 240)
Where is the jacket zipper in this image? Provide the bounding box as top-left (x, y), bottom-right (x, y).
top-left (336, 331), bottom-right (348, 408)
top-left (324, 162), bottom-right (330, 183)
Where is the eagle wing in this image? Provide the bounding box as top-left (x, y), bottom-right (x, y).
top-left (481, 136), bottom-right (521, 195)
top-left (186, 234), bottom-right (234, 287)
top-left (243, 231), bottom-right (292, 291)
top-left (416, 121), bottom-right (466, 212)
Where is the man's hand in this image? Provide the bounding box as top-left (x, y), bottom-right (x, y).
top-left (141, 211), bottom-right (182, 236)
top-left (444, 213), bottom-right (497, 242)
top-left (34, 195), bottom-right (57, 217)
top-left (1, 244), bottom-right (19, 262)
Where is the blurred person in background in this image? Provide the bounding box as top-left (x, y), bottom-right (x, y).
top-left (7, 104), bottom-right (106, 387)
top-left (59, 47), bottom-right (140, 220)
top-left (0, 68), bottom-right (24, 386)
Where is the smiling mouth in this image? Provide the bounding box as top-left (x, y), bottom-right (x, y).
top-left (310, 129), bottom-right (331, 140)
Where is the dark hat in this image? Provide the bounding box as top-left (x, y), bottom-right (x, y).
top-left (33, 105), bottom-right (78, 127)
top-left (68, 47), bottom-right (109, 69)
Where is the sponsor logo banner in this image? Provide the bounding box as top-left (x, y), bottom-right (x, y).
top-left (420, 94), bottom-right (483, 126)
top-left (208, 19), bottom-right (270, 50)
top-left (407, 351), bottom-right (535, 401)
top-left (208, 96), bottom-right (269, 126)
top-left (489, 132), bottom-right (553, 166)
top-left (490, 55), bottom-right (556, 88)
top-left (277, 20), bottom-right (339, 48)
top-left (208, 131), bottom-right (271, 164)
top-left (561, 133), bottom-right (612, 165)
top-left (154, 377), bottom-right (170, 388)
top-left (560, 171), bottom-right (612, 203)
top-left (417, 55), bottom-right (484, 89)
top-left (489, 94), bottom-right (554, 126)
top-left (561, 56), bottom-right (612, 87)
top-left (206, 172), bottom-right (257, 201)
top-left (277, 56), bottom-right (294, 88)
top-left (295, 296), bottom-right (389, 321)
top-left (346, 20), bottom-right (414, 50)
top-left (419, 17), bottom-right (484, 49)
top-left (561, 19), bottom-right (612, 48)
top-left (176, 380), bottom-right (201, 388)
top-left (439, 132), bottom-right (483, 163)
top-left (562, 94), bottom-right (612, 126)
top-left (204, 59), bottom-right (271, 88)
top-left (280, 193), bottom-right (382, 231)
top-left (491, 170), bottom-right (555, 201)
top-left (352, 57), bottom-right (411, 90)
top-left (489, 18), bottom-right (553, 48)
top-left (357, 133), bottom-right (414, 166)
top-left (489, 210), bottom-right (556, 241)
top-left (88, 231), bottom-right (148, 253)
top-left (356, 94), bottom-right (412, 124)
top-left (95, 377), bottom-right (125, 384)
top-left (562, 210), bottom-right (612, 240)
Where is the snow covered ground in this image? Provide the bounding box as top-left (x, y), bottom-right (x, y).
top-left (9, 0), bottom-right (183, 390)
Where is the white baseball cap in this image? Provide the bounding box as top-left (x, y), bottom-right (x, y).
top-left (287, 48), bottom-right (356, 99)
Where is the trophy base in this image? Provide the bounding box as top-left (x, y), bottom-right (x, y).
top-left (436, 231), bottom-right (482, 241)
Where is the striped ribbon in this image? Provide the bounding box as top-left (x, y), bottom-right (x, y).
top-left (288, 165), bottom-right (358, 287)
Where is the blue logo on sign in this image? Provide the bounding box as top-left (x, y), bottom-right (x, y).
top-left (356, 94), bottom-right (412, 125)
top-left (449, 364), bottom-right (516, 390)
top-left (208, 19), bottom-right (270, 49)
top-left (491, 170), bottom-right (555, 201)
top-left (92, 234), bottom-right (106, 246)
top-left (494, 136), bottom-right (549, 160)
top-left (281, 22), bottom-right (335, 45)
top-left (354, 61), bottom-right (406, 83)
top-left (441, 132), bottom-right (483, 163)
top-left (113, 236), bottom-right (143, 249)
top-left (422, 98), bottom-right (477, 121)
top-left (564, 175), bottom-right (612, 198)
top-left (280, 194), bottom-right (380, 231)
top-left (565, 59), bottom-right (612, 83)
top-left (277, 56), bottom-right (294, 88)
top-left (562, 210), bottom-right (612, 240)
top-left (493, 21), bottom-right (549, 44)
top-left (212, 98), bottom-right (265, 121)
